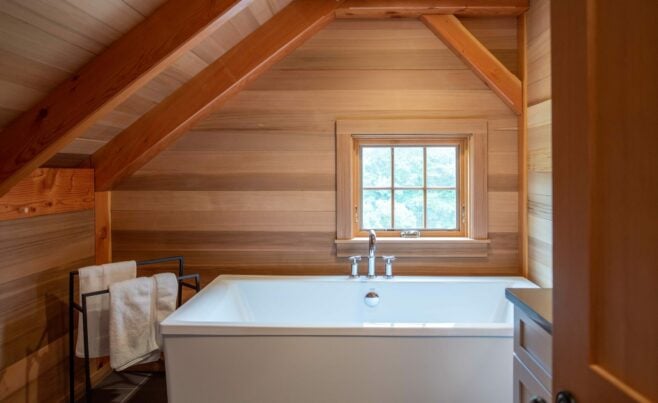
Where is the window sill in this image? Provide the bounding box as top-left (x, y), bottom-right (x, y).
top-left (335, 237), bottom-right (490, 258)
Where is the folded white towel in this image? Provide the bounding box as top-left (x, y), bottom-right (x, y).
top-left (75, 261), bottom-right (136, 358)
top-left (109, 273), bottom-right (178, 371)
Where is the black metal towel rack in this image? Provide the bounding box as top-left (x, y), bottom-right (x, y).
top-left (68, 256), bottom-right (200, 403)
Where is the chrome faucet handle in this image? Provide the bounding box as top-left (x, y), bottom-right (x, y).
top-left (348, 256), bottom-right (362, 278)
top-left (382, 256), bottom-right (396, 279)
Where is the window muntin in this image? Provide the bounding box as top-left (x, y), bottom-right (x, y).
top-left (355, 138), bottom-right (466, 237)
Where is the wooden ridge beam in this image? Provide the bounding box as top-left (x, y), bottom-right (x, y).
top-left (0, 0), bottom-right (243, 197)
top-left (336, 0), bottom-right (528, 18)
top-left (422, 14), bottom-right (523, 115)
top-left (92, 0), bottom-right (342, 192)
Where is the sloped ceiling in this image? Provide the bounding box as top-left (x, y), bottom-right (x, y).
top-left (0, 0), bottom-right (523, 175)
top-left (0, 0), bottom-right (292, 165)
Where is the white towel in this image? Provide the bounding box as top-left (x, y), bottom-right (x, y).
top-left (75, 261), bottom-right (136, 358)
top-left (109, 273), bottom-right (178, 371)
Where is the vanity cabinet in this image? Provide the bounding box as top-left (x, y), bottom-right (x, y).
top-left (506, 288), bottom-right (553, 403)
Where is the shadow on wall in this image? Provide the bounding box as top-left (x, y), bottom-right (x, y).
top-left (0, 265), bottom-right (93, 402)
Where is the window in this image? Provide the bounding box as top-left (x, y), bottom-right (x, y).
top-left (356, 138), bottom-right (467, 237)
top-left (335, 119), bottom-right (490, 258)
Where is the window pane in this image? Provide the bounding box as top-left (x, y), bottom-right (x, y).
top-left (394, 147), bottom-right (424, 187)
top-left (362, 190), bottom-right (391, 229)
top-left (362, 147), bottom-right (391, 187)
top-left (394, 190), bottom-right (424, 229)
top-left (427, 147), bottom-right (457, 187)
top-left (427, 189), bottom-right (457, 229)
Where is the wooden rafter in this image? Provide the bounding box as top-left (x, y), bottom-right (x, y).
top-left (0, 0), bottom-right (243, 197)
top-left (92, 0), bottom-right (343, 192)
top-left (421, 14), bottom-right (522, 115)
top-left (336, 0), bottom-right (528, 18)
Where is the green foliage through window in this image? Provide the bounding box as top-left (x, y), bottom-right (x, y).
top-left (361, 145), bottom-right (459, 231)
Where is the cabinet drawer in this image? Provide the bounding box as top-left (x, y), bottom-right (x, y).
top-left (514, 307), bottom-right (552, 390)
top-left (513, 356), bottom-right (551, 403)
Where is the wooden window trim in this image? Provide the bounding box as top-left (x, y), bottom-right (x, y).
top-left (336, 119), bottom-right (489, 258)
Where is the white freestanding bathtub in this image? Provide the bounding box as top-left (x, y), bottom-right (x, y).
top-left (161, 275), bottom-right (537, 403)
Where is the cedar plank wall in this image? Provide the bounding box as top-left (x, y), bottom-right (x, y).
top-left (526, 0), bottom-right (552, 287)
top-left (0, 180), bottom-right (95, 400)
top-left (112, 19), bottom-right (520, 280)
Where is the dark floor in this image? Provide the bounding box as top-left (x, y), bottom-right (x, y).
top-left (78, 371), bottom-right (167, 403)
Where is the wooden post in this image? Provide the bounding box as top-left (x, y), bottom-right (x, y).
top-left (517, 13), bottom-right (528, 277)
top-left (94, 192), bottom-right (112, 264)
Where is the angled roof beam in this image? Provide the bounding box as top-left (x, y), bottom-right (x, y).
top-left (422, 14), bottom-right (522, 115)
top-left (336, 0), bottom-right (528, 18)
top-left (0, 0), bottom-right (244, 196)
top-left (92, 0), bottom-right (342, 192)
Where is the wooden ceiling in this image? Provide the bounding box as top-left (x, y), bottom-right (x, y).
top-left (0, 0), bottom-right (527, 195)
top-left (0, 0), bottom-right (292, 158)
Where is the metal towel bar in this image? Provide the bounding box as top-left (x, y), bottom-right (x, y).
top-left (68, 256), bottom-right (200, 403)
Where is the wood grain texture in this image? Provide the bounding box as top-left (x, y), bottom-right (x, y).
top-left (336, 0), bottom-right (528, 18)
top-left (525, 0), bottom-right (551, 287)
top-left (113, 19), bottom-right (520, 277)
top-left (52, 8), bottom-right (514, 164)
top-left (92, 0), bottom-right (342, 192)
top-left (0, 169), bottom-right (94, 221)
top-left (0, 0), bottom-right (242, 196)
top-left (94, 192), bottom-right (112, 264)
top-left (0, 0), bottom-right (286, 164)
top-left (526, 0), bottom-right (550, 105)
top-left (422, 14), bottom-right (522, 115)
top-left (0, 210), bottom-right (97, 402)
top-left (552, 1), bottom-right (657, 400)
top-left (517, 12), bottom-right (528, 277)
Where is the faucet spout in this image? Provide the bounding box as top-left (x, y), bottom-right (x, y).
top-left (368, 230), bottom-right (377, 257)
top-left (367, 230), bottom-right (377, 278)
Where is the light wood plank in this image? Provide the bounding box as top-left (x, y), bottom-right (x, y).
top-left (169, 130), bottom-right (334, 152)
top-left (140, 150), bottom-right (334, 175)
top-left (0, 48), bottom-right (69, 93)
top-left (112, 210), bottom-right (336, 232)
top-left (0, 169), bottom-right (94, 221)
top-left (489, 191), bottom-right (518, 232)
top-left (0, 0), bottom-right (243, 196)
top-left (336, 0), bottom-right (528, 18)
top-left (249, 70), bottom-right (488, 90)
top-left (92, 0), bottom-right (344, 191)
top-left (116, 173), bottom-right (336, 192)
top-left (222, 89), bottom-right (510, 112)
top-left (112, 191), bottom-right (335, 212)
top-left (422, 14), bottom-right (522, 115)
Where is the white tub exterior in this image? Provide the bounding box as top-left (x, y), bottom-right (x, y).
top-left (162, 276), bottom-right (536, 403)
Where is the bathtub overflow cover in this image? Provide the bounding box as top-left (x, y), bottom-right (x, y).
top-left (364, 291), bottom-right (379, 307)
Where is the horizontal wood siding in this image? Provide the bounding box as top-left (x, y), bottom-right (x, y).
top-left (0, 210), bottom-right (96, 402)
top-left (0, 169), bottom-right (94, 220)
top-left (526, 0), bottom-right (552, 287)
top-left (113, 19), bottom-right (521, 280)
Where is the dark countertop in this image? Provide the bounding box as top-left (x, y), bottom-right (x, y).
top-left (506, 288), bottom-right (553, 334)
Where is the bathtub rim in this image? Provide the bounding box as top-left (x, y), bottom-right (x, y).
top-left (161, 275), bottom-right (537, 337)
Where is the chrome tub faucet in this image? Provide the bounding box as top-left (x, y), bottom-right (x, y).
top-left (368, 229), bottom-right (377, 278)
